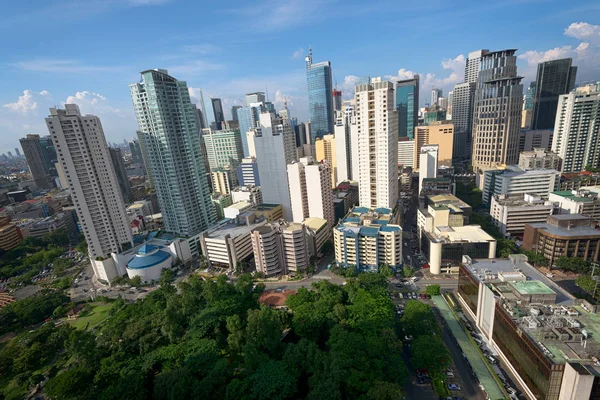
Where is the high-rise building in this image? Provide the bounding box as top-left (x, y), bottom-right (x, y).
top-left (211, 168), bottom-right (236, 195)
top-left (447, 91), bottom-right (453, 116)
top-left (287, 156), bottom-right (334, 227)
top-left (419, 145), bottom-right (438, 194)
top-left (518, 148), bottom-right (561, 171)
top-left (108, 148), bottom-right (133, 204)
top-left (355, 78), bottom-right (398, 209)
top-left (396, 76), bottom-right (420, 139)
top-left (211, 98), bottom-right (225, 130)
top-left (202, 128), bottom-right (244, 171)
top-left (333, 106), bottom-right (357, 183)
top-left (252, 112), bottom-right (298, 220)
top-left (431, 88), bottom-right (442, 106)
top-left (552, 89), bottom-right (600, 172)
top-left (471, 49), bottom-right (523, 173)
top-left (531, 58), bottom-right (577, 130)
top-left (245, 92), bottom-right (265, 106)
top-left (14, 148), bottom-right (21, 158)
top-left (231, 105), bottom-right (241, 122)
top-left (236, 157), bottom-right (260, 187)
top-left (397, 138), bottom-right (415, 168)
top-left (423, 107), bottom-right (447, 124)
top-left (518, 129), bottom-right (553, 152)
top-left (524, 82), bottom-right (536, 110)
top-left (306, 48), bottom-right (334, 142)
top-left (19, 134), bottom-right (55, 189)
top-left (465, 49), bottom-right (489, 84)
top-left (46, 105), bottom-right (133, 281)
top-left (315, 134), bottom-right (337, 188)
top-left (130, 69), bottom-right (216, 237)
top-left (332, 89), bottom-right (342, 111)
top-left (451, 82), bottom-right (476, 160)
top-left (251, 222), bottom-right (309, 276)
top-left (129, 139), bottom-right (143, 164)
top-left (414, 123), bottom-right (454, 169)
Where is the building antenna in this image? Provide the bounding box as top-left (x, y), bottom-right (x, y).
top-left (265, 85), bottom-right (269, 102)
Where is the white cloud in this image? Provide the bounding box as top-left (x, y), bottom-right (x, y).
top-left (3, 90), bottom-right (52, 113)
top-left (167, 60), bottom-right (224, 77)
top-left (292, 48), bottom-right (304, 60)
top-left (13, 59), bottom-right (120, 73)
top-left (338, 75), bottom-right (362, 100)
top-left (385, 68), bottom-right (417, 82)
top-left (518, 21), bottom-right (600, 83)
top-left (228, 0), bottom-right (331, 32)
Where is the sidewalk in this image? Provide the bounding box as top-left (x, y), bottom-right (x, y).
top-left (432, 295), bottom-right (506, 400)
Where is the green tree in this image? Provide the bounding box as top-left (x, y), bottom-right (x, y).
top-left (425, 284), bottom-right (441, 296)
top-left (249, 360), bottom-right (297, 400)
top-left (378, 263), bottom-right (394, 278)
top-left (410, 335), bottom-right (450, 375)
top-left (400, 300), bottom-right (438, 336)
top-left (245, 307), bottom-right (283, 355)
top-left (576, 275), bottom-right (599, 297)
top-left (130, 275), bottom-right (142, 287)
top-left (43, 229), bottom-right (70, 247)
top-left (520, 250), bottom-right (548, 267)
top-left (159, 268), bottom-right (175, 287)
top-left (45, 367), bottom-right (94, 400)
top-left (402, 265), bottom-right (413, 278)
top-left (497, 239), bottom-right (518, 258)
top-left (555, 256), bottom-right (591, 274)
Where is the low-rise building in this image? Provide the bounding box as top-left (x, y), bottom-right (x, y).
top-left (482, 166), bottom-right (560, 204)
top-left (0, 216), bottom-right (22, 251)
top-left (231, 185), bottom-right (262, 206)
top-left (199, 212), bottom-right (268, 270)
top-left (27, 211), bottom-right (79, 242)
top-left (333, 207), bottom-right (402, 272)
top-left (212, 194), bottom-right (233, 219)
top-left (549, 187), bottom-right (600, 224)
top-left (248, 203), bottom-right (283, 222)
top-left (559, 172), bottom-right (600, 191)
top-left (251, 222), bottom-right (309, 276)
top-left (223, 201), bottom-right (252, 220)
top-left (518, 148), bottom-right (561, 171)
top-left (126, 200), bottom-right (152, 221)
top-left (523, 214), bottom-right (600, 265)
top-left (490, 193), bottom-right (556, 237)
top-left (417, 193), bottom-right (472, 240)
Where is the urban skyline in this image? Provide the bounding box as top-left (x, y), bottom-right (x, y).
top-left (1, 0), bottom-right (599, 153)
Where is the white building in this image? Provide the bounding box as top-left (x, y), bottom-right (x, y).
top-left (490, 193), bottom-right (556, 237)
top-left (518, 148), bottom-right (561, 171)
top-left (45, 105), bottom-right (133, 283)
top-left (231, 185), bottom-right (262, 206)
top-left (549, 187), bottom-right (600, 224)
top-left (552, 89), bottom-right (600, 172)
top-left (355, 78), bottom-right (398, 209)
top-left (252, 113), bottom-right (298, 220)
top-left (419, 145), bottom-right (438, 194)
top-left (287, 157), bottom-right (335, 227)
top-left (398, 139), bottom-right (415, 168)
top-left (482, 166), bottom-right (560, 204)
top-left (333, 106), bottom-right (358, 184)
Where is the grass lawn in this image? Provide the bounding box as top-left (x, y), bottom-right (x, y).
top-left (68, 303), bottom-right (113, 330)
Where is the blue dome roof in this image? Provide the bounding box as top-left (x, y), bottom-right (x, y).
top-left (127, 249), bottom-right (171, 270)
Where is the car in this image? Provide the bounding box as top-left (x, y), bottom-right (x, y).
top-left (487, 355), bottom-right (496, 364)
top-left (404, 335), bottom-right (413, 341)
top-left (447, 384), bottom-right (461, 391)
top-left (505, 386), bottom-right (517, 395)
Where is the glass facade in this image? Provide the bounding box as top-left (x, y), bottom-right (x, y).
top-left (492, 302), bottom-right (565, 399)
top-left (458, 264), bottom-right (479, 315)
top-left (396, 77), bottom-right (419, 139)
top-left (306, 57), bottom-right (334, 143)
top-left (237, 106), bottom-right (262, 157)
top-left (532, 59), bottom-right (577, 130)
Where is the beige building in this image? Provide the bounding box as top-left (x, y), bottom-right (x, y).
top-left (303, 217), bottom-right (330, 257)
top-left (211, 168), bottom-right (236, 195)
top-left (315, 134), bottom-right (337, 188)
top-left (287, 157), bottom-right (334, 227)
top-left (251, 222), bottom-right (309, 276)
top-left (490, 193), bottom-right (556, 237)
top-left (518, 148), bottom-right (561, 171)
top-left (414, 122), bottom-right (454, 169)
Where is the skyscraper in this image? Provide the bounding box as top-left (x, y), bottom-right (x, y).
top-left (314, 134), bottom-right (336, 188)
top-left (19, 134), bottom-right (55, 189)
top-left (45, 105), bottom-right (132, 281)
top-left (130, 69), bottom-right (216, 237)
top-left (419, 145), bottom-right (438, 194)
top-left (287, 157), bottom-right (335, 227)
top-left (431, 88), bottom-right (442, 106)
top-left (108, 147), bottom-right (133, 204)
top-left (333, 106), bottom-right (357, 183)
top-left (531, 58), bottom-right (577, 130)
top-left (396, 76), bottom-right (420, 139)
top-left (238, 93), bottom-right (268, 157)
top-left (211, 98), bottom-right (225, 130)
top-left (333, 89), bottom-right (342, 111)
top-left (465, 49), bottom-right (490, 84)
top-left (253, 112), bottom-right (298, 220)
top-left (202, 128), bottom-right (244, 171)
top-left (245, 92), bottom-right (266, 106)
top-left (14, 148), bottom-right (21, 158)
top-left (524, 82), bottom-right (536, 110)
top-left (552, 89), bottom-right (600, 172)
top-left (355, 78), bottom-right (398, 209)
top-left (306, 48), bottom-right (334, 142)
top-left (471, 50), bottom-right (523, 173)
top-left (231, 105), bottom-right (241, 122)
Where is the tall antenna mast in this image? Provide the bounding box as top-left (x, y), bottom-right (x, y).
top-left (265, 85), bottom-right (269, 101)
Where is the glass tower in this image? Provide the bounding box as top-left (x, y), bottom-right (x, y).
top-left (130, 69), bottom-right (216, 237)
top-left (306, 49), bottom-right (334, 143)
top-left (396, 76), bottom-right (420, 139)
top-left (531, 58), bottom-right (577, 130)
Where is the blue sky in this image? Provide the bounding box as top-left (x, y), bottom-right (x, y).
top-left (1, 0), bottom-right (599, 154)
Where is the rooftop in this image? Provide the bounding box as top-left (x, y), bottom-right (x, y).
top-left (204, 214), bottom-right (267, 240)
top-left (428, 225), bottom-right (495, 244)
top-left (511, 280), bottom-right (555, 295)
top-left (552, 189), bottom-right (599, 203)
top-left (527, 221), bottom-right (600, 238)
top-left (303, 217), bottom-right (327, 231)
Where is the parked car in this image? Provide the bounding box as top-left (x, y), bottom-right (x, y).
top-left (447, 384), bottom-right (461, 391)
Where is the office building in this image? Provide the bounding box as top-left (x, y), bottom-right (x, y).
top-left (490, 193), bottom-right (556, 237)
top-left (451, 82), bottom-right (476, 160)
top-left (315, 134), bottom-right (337, 187)
top-left (108, 148), bottom-right (133, 204)
top-left (531, 58), bottom-right (577, 130)
top-left (419, 145), bottom-right (438, 194)
top-left (333, 107), bottom-right (356, 183)
top-left (333, 207), bottom-right (402, 272)
top-left (457, 254), bottom-right (600, 400)
top-left (26, 212), bottom-right (78, 242)
top-left (552, 89), bottom-right (600, 173)
top-left (287, 156), bottom-right (335, 227)
top-left (355, 78), bottom-right (399, 209)
top-left (129, 139), bottom-right (144, 165)
top-left (414, 123), bottom-right (454, 169)
top-left (130, 69), bottom-right (216, 237)
top-left (202, 128), bottom-right (244, 171)
top-left (251, 222), bottom-right (309, 276)
top-left (524, 81), bottom-right (536, 110)
top-left (236, 157), bottom-right (260, 186)
top-left (398, 138), bottom-right (415, 168)
top-left (465, 49), bottom-right (490, 84)
top-left (46, 105), bottom-right (133, 282)
top-left (238, 93), bottom-right (267, 157)
top-left (0, 216), bottom-right (23, 251)
top-left (333, 89), bottom-right (342, 111)
top-left (211, 168), bottom-right (236, 195)
top-left (231, 185), bottom-right (262, 206)
top-left (523, 214), bottom-right (600, 265)
top-left (518, 129), bottom-right (553, 152)
top-left (559, 172), bottom-right (600, 191)
top-left (212, 193), bottom-right (233, 220)
top-left (482, 166), bottom-right (560, 204)
top-left (245, 92), bottom-right (265, 106)
top-left (431, 88), bottom-right (442, 106)
top-left (252, 112), bottom-right (298, 220)
top-left (211, 98), bottom-right (225, 130)
top-left (19, 134), bottom-right (55, 189)
top-left (231, 105), bottom-right (241, 121)
top-left (423, 107), bottom-right (447, 124)
top-left (417, 193), bottom-right (472, 239)
top-left (518, 148), bottom-right (562, 171)
top-left (549, 188), bottom-right (600, 224)
top-left (306, 49), bottom-right (334, 142)
top-left (472, 50), bottom-right (523, 172)
top-left (396, 76), bottom-right (420, 139)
